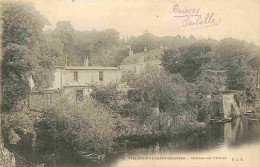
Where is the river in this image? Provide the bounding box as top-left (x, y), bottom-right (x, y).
top-left (59, 116), bottom-right (260, 167)
top-left (105, 116), bottom-right (260, 167)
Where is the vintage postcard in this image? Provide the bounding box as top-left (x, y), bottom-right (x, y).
top-left (0, 0), bottom-right (259, 167)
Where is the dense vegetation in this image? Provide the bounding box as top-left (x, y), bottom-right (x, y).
top-left (1, 2), bottom-right (55, 111)
top-left (1, 1), bottom-right (260, 166)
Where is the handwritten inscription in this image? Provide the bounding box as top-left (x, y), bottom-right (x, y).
top-left (169, 4), bottom-right (221, 29)
top-left (169, 4), bottom-right (200, 15)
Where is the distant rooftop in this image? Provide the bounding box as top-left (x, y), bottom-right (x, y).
top-left (121, 48), bottom-right (164, 65)
top-left (55, 66), bottom-right (120, 70)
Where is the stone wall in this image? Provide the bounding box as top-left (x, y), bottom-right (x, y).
top-left (222, 94), bottom-right (240, 118)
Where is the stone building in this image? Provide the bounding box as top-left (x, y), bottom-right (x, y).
top-left (30, 57), bottom-right (121, 102)
top-left (119, 45), bottom-right (166, 74)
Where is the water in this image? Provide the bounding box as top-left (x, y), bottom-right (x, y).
top-left (58, 116), bottom-right (260, 167)
top-left (103, 116), bottom-right (260, 167)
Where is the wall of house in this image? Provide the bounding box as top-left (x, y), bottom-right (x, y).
top-left (65, 69), bottom-right (121, 84)
top-left (31, 67), bottom-right (121, 102)
top-left (51, 68), bottom-right (66, 90)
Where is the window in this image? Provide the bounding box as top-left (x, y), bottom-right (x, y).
top-left (99, 71), bottom-right (104, 81)
top-left (133, 67), bottom-right (137, 73)
top-left (74, 71), bottom-right (78, 81)
top-left (76, 90), bottom-right (83, 101)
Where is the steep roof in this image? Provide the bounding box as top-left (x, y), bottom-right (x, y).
top-left (121, 48), bottom-right (164, 65)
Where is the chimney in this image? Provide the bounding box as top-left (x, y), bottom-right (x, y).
top-left (84, 56), bottom-right (89, 67)
top-left (129, 46), bottom-right (133, 57)
top-left (144, 44), bottom-right (147, 54)
top-left (65, 54), bottom-right (68, 66)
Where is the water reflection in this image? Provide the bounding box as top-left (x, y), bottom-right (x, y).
top-left (121, 117), bottom-right (260, 156)
top-left (78, 117), bottom-right (260, 167)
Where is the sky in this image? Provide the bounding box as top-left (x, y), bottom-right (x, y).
top-left (3, 0), bottom-right (260, 45)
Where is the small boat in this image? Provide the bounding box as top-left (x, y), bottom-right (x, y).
top-left (249, 118), bottom-right (260, 121)
top-left (217, 117), bottom-right (232, 123)
top-left (210, 117), bottom-right (219, 122)
top-left (77, 151), bottom-right (105, 163)
top-left (244, 110), bottom-right (253, 116)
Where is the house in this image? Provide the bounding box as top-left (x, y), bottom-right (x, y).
top-left (119, 45), bottom-right (166, 74)
top-left (30, 57), bottom-right (121, 102)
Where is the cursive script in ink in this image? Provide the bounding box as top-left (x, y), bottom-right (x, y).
top-left (169, 4), bottom-right (221, 29)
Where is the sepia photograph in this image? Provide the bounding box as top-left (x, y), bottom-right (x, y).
top-left (0, 0), bottom-right (259, 166)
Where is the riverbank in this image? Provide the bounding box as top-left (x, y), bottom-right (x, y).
top-left (113, 142), bottom-right (260, 167)
top-left (105, 117), bottom-right (260, 167)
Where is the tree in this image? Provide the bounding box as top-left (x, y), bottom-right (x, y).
top-left (89, 81), bottom-right (126, 112)
top-left (53, 21), bottom-right (76, 66)
top-left (52, 24), bottom-right (124, 67)
top-left (41, 31), bottom-right (65, 66)
top-left (121, 65), bottom-right (197, 133)
top-left (216, 38), bottom-right (256, 91)
top-left (248, 55), bottom-right (260, 88)
top-left (2, 94), bottom-right (129, 165)
top-left (130, 31), bottom-right (159, 53)
top-left (122, 65), bottom-right (186, 112)
top-left (1, 2), bottom-right (54, 111)
top-left (161, 42), bottom-right (212, 82)
top-left (33, 96), bottom-right (128, 165)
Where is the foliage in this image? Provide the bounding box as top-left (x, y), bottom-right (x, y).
top-left (48, 26), bottom-right (215, 67)
top-left (216, 38), bottom-right (257, 91)
top-left (1, 2), bottom-right (54, 111)
top-left (1, 2), bottom-right (48, 48)
top-left (40, 32), bottom-right (65, 66)
top-left (129, 32), bottom-right (202, 53)
top-left (130, 31), bottom-right (159, 53)
top-left (30, 41), bottom-right (56, 91)
top-left (89, 81), bottom-right (126, 112)
top-left (161, 42), bottom-right (212, 82)
top-left (33, 95), bottom-right (129, 164)
top-left (120, 64), bottom-right (200, 134)
top-left (51, 21), bottom-right (123, 67)
top-left (248, 55), bottom-right (260, 69)
top-left (2, 101), bottom-right (42, 145)
top-left (1, 4), bottom-right (260, 166)
top-left (1, 100), bottom-right (42, 161)
top-left (121, 102), bottom-right (156, 126)
top-left (2, 95), bottom-right (129, 165)
top-left (122, 64), bottom-right (187, 113)
top-left (1, 44), bottom-right (32, 111)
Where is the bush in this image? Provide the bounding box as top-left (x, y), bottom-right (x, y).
top-left (33, 96), bottom-right (129, 165)
top-left (2, 95), bottom-right (130, 166)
